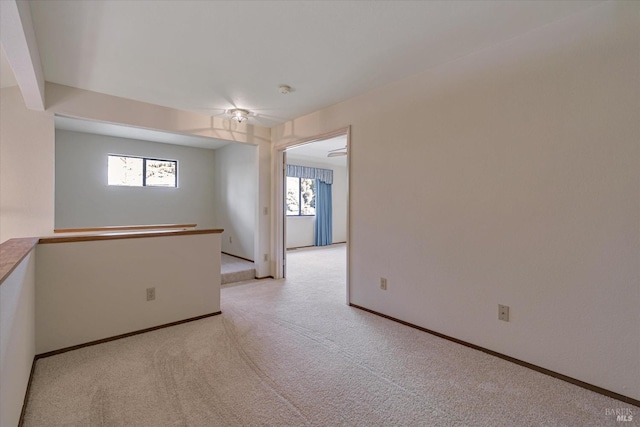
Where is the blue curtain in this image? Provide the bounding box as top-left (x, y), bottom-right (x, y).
top-left (314, 179), bottom-right (333, 246)
top-left (286, 164), bottom-right (333, 184)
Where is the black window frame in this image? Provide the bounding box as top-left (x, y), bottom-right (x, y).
top-left (108, 154), bottom-right (178, 188)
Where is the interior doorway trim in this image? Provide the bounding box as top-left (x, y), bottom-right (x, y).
top-left (274, 126), bottom-right (351, 304)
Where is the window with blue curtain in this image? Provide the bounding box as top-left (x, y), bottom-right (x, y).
top-left (314, 179), bottom-right (332, 246)
top-left (286, 164), bottom-right (333, 246)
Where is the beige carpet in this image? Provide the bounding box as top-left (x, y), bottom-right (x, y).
top-left (221, 253), bottom-right (255, 284)
top-left (23, 244), bottom-right (632, 426)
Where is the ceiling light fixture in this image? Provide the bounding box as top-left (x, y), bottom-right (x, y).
top-left (279, 85), bottom-right (292, 95)
top-left (229, 108), bottom-right (251, 123)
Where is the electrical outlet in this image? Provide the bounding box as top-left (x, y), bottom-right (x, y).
top-left (146, 287), bottom-right (156, 301)
top-left (380, 277), bottom-right (387, 290)
top-left (263, 206), bottom-right (268, 215)
top-left (229, 236), bottom-right (232, 244)
top-left (498, 304), bottom-right (509, 321)
top-left (263, 253), bottom-right (268, 262)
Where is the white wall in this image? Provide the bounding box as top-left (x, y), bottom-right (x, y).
top-left (213, 142), bottom-right (257, 261)
top-left (272, 2), bottom-right (640, 401)
top-left (0, 86), bottom-right (54, 243)
top-left (1, 82), bottom-right (271, 242)
top-left (255, 139), bottom-right (272, 278)
top-left (46, 83), bottom-right (271, 276)
top-left (35, 233), bottom-right (221, 354)
top-left (54, 129), bottom-right (217, 229)
top-left (286, 216), bottom-right (315, 249)
top-left (285, 157), bottom-right (347, 248)
top-left (0, 250), bottom-right (36, 427)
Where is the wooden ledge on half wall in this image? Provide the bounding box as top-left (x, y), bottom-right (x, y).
top-left (39, 228), bottom-right (223, 244)
top-left (53, 223), bottom-right (198, 234)
top-left (0, 237), bottom-right (40, 286)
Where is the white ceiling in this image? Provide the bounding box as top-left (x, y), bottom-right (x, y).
top-left (26, 1), bottom-right (601, 128)
top-left (286, 135), bottom-right (347, 167)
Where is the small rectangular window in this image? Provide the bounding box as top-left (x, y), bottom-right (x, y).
top-left (108, 155), bottom-right (177, 187)
top-left (286, 177), bottom-right (315, 216)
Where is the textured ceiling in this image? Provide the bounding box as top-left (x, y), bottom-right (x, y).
top-left (27, 1), bottom-right (601, 128)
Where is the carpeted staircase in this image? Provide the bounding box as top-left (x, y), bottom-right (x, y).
top-left (221, 253), bottom-right (255, 284)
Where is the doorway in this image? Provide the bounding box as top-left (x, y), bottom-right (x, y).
top-left (275, 128), bottom-right (350, 303)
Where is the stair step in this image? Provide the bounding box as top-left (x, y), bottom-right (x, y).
top-left (221, 269), bottom-right (256, 284)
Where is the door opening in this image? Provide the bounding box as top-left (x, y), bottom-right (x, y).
top-left (275, 128), bottom-right (350, 304)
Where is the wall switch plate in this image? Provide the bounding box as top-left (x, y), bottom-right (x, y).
top-left (263, 207), bottom-right (268, 215)
top-left (229, 236), bottom-right (232, 244)
top-left (146, 287), bottom-right (156, 301)
top-left (380, 277), bottom-right (387, 290)
top-left (498, 304), bottom-right (509, 321)
top-left (263, 254), bottom-right (268, 262)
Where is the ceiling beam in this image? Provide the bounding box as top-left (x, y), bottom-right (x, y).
top-left (0, 0), bottom-right (45, 110)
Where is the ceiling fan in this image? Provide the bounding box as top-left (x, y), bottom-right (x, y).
top-left (327, 146), bottom-right (347, 158)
